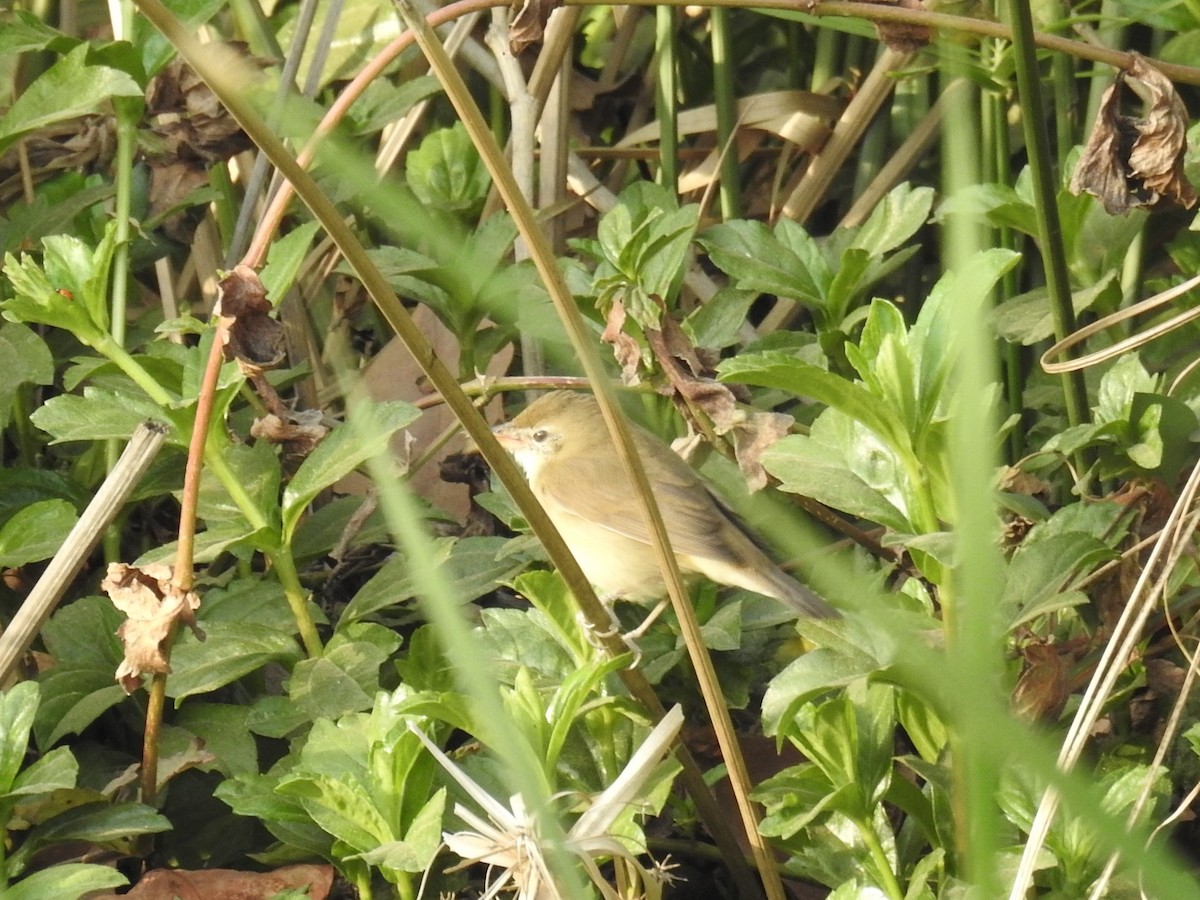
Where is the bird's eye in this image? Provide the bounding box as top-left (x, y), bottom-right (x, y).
top-left (532, 429), bottom-right (549, 443)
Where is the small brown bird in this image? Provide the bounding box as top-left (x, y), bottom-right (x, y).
top-left (493, 391), bottom-right (837, 619)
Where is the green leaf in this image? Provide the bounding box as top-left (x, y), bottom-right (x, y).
top-left (288, 625), bottom-right (400, 720)
top-left (0, 468), bottom-right (87, 531)
top-left (35, 597), bottom-right (127, 745)
top-left (1001, 533), bottom-right (1117, 628)
top-left (0, 11), bottom-right (78, 56)
top-left (354, 788), bottom-right (446, 875)
top-left (0, 322), bottom-right (53, 428)
top-left (166, 622), bottom-right (303, 701)
top-left (342, 536), bottom-right (523, 625)
top-left (850, 183), bottom-right (934, 256)
top-left (30, 386), bottom-right (171, 443)
top-left (0, 682), bottom-right (39, 795)
top-left (992, 273), bottom-right (1119, 345)
top-left (406, 122), bottom-right (491, 214)
top-left (276, 773), bottom-right (393, 851)
top-left (261, 222), bottom-right (322, 304)
top-left (6, 802), bottom-right (169, 877)
top-left (0, 44), bottom-right (141, 154)
top-left (684, 287), bottom-right (757, 349)
top-left (282, 400), bottom-right (420, 540)
top-left (762, 430), bottom-right (911, 533)
top-left (175, 703), bottom-right (259, 777)
top-left (5, 863), bottom-right (127, 900)
top-left (7, 746), bottom-right (77, 800)
top-left (719, 352), bottom-right (914, 461)
top-left (698, 219), bottom-right (823, 307)
top-left (0, 499), bottom-right (77, 567)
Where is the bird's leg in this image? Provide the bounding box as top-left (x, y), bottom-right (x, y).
top-left (576, 591), bottom-right (623, 643)
top-left (622, 596), bottom-right (671, 642)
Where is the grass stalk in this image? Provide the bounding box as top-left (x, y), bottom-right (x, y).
top-left (655, 5), bottom-right (679, 191)
top-left (710, 7), bottom-right (741, 219)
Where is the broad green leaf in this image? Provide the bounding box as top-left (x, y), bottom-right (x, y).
top-left (0, 682), bottom-right (40, 795)
top-left (0, 468), bottom-right (87, 531)
top-left (684, 287), bottom-right (757, 349)
top-left (282, 400), bottom-right (420, 541)
top-left (992, 273), bottom-right (1119, 345)
top-left (277, 773), bottom-right (393, 851)
top-left (719, 352), bottom-right (914, 461)
top-left (849, 183), bottom-right (934, 256)
top-left (761, 649), bottom-right (880, 736)
top-left (5, 863), bottom-right (127, 900)
top-left (0, 499), bottom-right (77, 568)
top-left (175, 703), bottom-right (259, 777)
top-left (1001, 533), bottom-right (1117, 628)
top-left (167, 622), bottom-right (303, 701)
top-left (354, 788), bottom-right (446, 875)
top-left (35, 597), bottom-right (127, 746)
top-left (342, 536), bottom-right (523, 625)
top-left (261, 221), bottom-right (322, 304)
top-left (762, 434), bottom-right (911, 532)
top-left (698, 219), bottom-right (822, 306)
top-left (30, 387), bottom-right (171, 443)
top-left (0, 11), bottom-right (78, 56)
top-left (6, 802), bottom-right (169, 877)
top-left (0, 45), bottom-right (141, 154)
top-left (0, 322), bottom-right (53, 428)
top-left (6, 746), bottom-right (77, 799)
top-left (406, 122), bottom-right (490, 214)
top-left (288, 625), bottom-right (401, 720)
top-left (197, 441), bottom-right (281, 526)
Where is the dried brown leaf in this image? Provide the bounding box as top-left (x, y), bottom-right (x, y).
top-left (509, 0), bottom-right (562, 53)
top-left (102, 563), bottom-right (203, 694)
top-left (217, 265), bottom-right (286, 375)
top-left (250, 409), bottom-right (330, 458)
top-left (1071, 54), bottom-right (1197, 214)
top-left (601, 299), bottom-right (642, 385)
top-left (1012, 641), bottom-right (1071, 723)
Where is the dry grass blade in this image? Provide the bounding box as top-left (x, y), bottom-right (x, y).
top-left (1009, 456), bottom-right (1200, 898)
top-left (0, 422), bottom-right (167, 685)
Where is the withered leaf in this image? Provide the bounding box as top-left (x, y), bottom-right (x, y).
top-left (251, 409), bottom-right (330, 458)
top-left (601, 299), bottom-right (643, 385)
top-left (102, 562), bottom-right (203, 694)
top-left (217, 265), bottom-right (286, 374)
top-left (1071, 54), bottom-right (1197, 215)
top-left (509, 0), bottom-right (562, 54)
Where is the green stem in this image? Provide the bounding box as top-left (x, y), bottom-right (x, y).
top-left (710, 7), bottom-right (741, 219)
top-left (105, 101), bottom-right (139, 562)
top-left (654, 5), bottom-right (678, 191)
top-left (270, 543), bottom-right (323, 657)
top-left (1007, 0), bottom-right (1090, 444)
top-left (858, 816), bottom-right (905, 900)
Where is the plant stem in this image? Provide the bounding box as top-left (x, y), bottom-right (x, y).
top-left (654, 5), bottom-right (678, 192)
top-left (710, 7), bottom-right (741, 219)
top-left (858, 816), bottom-right (905, 900)
top-left (141, 671), bottom-right (169, 804)
top-left (271, 543), bottom-right (323, 657)
top-left (1007, 0), bottom-right (1092, 459)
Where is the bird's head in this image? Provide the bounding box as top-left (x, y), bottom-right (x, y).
top-left (493, 391), bottom-right (603, 479)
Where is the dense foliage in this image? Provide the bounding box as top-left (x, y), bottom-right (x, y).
top-left (2, 0), bottom-right (1200, 898)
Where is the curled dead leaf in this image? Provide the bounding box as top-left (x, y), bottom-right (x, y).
top-left (1071, 54), bottom-right (1197, 215)
top-left (509, 0), bottom-right (562, 53)
top-left (1012, 641), bottom-right (1070, 723)
top-left (217, 265), bottom-right (286, 375)
top-left (101, 563), bottom-right (203, 694)
top-left (601, 299), bottom-right (643, 385)
top-left (251, 409), bottom-right (330, 459)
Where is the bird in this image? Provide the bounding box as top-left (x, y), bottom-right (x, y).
top-left (492, 390), bottom-right (837, 621)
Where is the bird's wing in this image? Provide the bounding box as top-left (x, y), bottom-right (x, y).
top-left (534, 436), bottom-right (738, 564)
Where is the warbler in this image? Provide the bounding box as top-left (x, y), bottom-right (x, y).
top-left (493, 391), bottom-right (836, 619)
